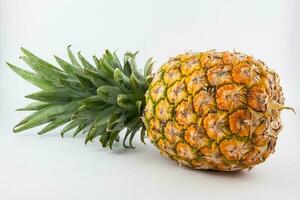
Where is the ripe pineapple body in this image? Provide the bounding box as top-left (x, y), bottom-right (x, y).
top-left (144, 51), bottom-right (284, 171)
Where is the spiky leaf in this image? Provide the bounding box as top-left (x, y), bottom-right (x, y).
top-left (7, 47), bottom-right (152, 149)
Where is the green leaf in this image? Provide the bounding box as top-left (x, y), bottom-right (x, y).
top-left (129, 52), bottom-right (138, 73)
top-left (16, 119), bottom-right (54, 133)
top-left (125, 51), bottom-right (144, 78)
top-left (25, 88), bottom-right (79, 103)
top-left (85, 127), bottom-right (96, 144)
top-left (72, 105), bottom-right (116, 121)
top-left (132, 72), bottom-right (146, 86)
top-left (79, 96), bottom-right (104, 108)
top-left (130, 73), bottom-right (146, 94)
top-left (129, 127), bottom-right (139, 148)
top-left (104, 50), bottom-right (117, 69)
top-left (136, 101), bottom-right (142, 114)
top-left (106, 112), bottom-right (126, 148)
top-left (123, 129), bottom-right (131, 148)
top-left (108, 130), bottom-right (120, 149)
top-left (144, 57), bottom-right (154, 78)
top-left (38, 115), bottom-right (72, 135)
top-left (92, 55), bottom-right (101, 69)
top-left (112, 51), bottom-right (122, 69)
top-left (7, 62), bottom-right (52, 89)
top-left (117, 94), bottom-right (136, 110)
top-left (16, 102), bottom-right (49, 111)
top-left (61, 119), bottom-right (83, 137)
top-left (140, 125), bottom-right (146, 144)
top-left (78, 52), bottom-right (95, 70)
top-left (125, 116), bottom-right (140, 131)
top-left (89, 78), bottom-right (110, 88)
top-left (73, 121), bottom-right (89, 137)
top-left (123, 60), bottom-right (131, 76)
top-left (99, 58), bottom-right (114, 77)
top-left (113, 68), bottom-right (131, 91)
top-left (21, 55), bottom-right (67, 85)
top-left (107, 112), bottom-right (127, 148)
top-left (76, 74), bottom-right (97, 94)
top-left (85, 124), bottom-right (106, 144)
top-left (14, 101), bottom-right (79, 133)
top-left (94, 107), bottom-right (116, 127)
top-left (20, 47), bottom-right (63, 72)
top-left (59, 78), bottom-right (83, 91)
top-left (15, 107), bottom-right (49, 128)
top-left (54, 55), bottom-right (82, 78)
top-left (107, 111), bottom-right (122, 130)
top-left (103, 50), bottom-right (122, 70)
top-left (81, 107), bottom-right (116, 137)
top-left (97, 86), bottom-right (121, 104)
top-left (85, 69), bottom-right (115, 86)
top-left (67, 45), bottom-right (81, 68)
top-left (72, 108), bottom-right (96, 120)
top-left (99, 132), bottom-right (110, 147)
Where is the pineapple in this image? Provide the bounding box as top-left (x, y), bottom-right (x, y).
top-left (7, 47), bottom-right (293, 171)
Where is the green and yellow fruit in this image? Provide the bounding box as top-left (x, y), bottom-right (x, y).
top-left (7, 48), bottom-right (293, 171)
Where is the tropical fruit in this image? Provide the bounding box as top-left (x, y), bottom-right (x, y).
top-left (7, 48), bottom-right (293, 171)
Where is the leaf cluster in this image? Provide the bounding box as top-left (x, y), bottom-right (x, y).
top-left (7, 46), bottom-right (154, 148)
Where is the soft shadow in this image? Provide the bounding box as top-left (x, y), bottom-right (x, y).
top-left (192, 168), bottom-right (249, 178)
top-left (110, 145), bottom-right (147, 155)
top-left (177, 162), bottom-right (253, 179)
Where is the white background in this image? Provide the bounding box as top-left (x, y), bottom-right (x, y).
top-left (0, 0), bottom-right (300, 199)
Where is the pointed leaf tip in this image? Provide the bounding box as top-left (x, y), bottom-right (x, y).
top-left (20, 47), bottom-right (25, 51)
top-left (6, 61), bottom-right (12, 67)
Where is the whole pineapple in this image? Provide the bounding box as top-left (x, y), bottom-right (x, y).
top-left (7, 47), bottom-right (292, 171)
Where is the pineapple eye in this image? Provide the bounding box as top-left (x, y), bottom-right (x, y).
top-left (185, 70), bottom-right (207, 95)
top-left (158, 139), bottom-right (176, 157)
top-left (192, 90), bottom-right (216, 116)
top-left (252, 134), bottom-right (270, 146)
top-left (207, 65), bottom-right (233, 86)
top-left (247, 86), bottom-right (269, 112)
top-left (203, 113), bottom-right (229, 142)
top-left (200, 52), bottom-right (223, 69)
top-left (184, 124), bottom-right (210, 149)
top-left (149, 118), bottom-right (163, 133)
top-left (150, 81), bottom-right (166, 102)
top-left (232, 63), bottom-right (261, 85)
top-left (219, 138), bottom-right (250, 161)
top-left (175, 100), bottom-right (198, 126)
top-left (180, 57), bottom-right (201, 75)
top-left (144, 99), bottom-right (154, 121)
top-left (176, 143), bottom-right (197, 160)
top-left (147, 130), bottom-right (162, 143)
top-left (229, 109), bottom-right (252, 137)
top-left (216, 84), bottom-right (246, 111)
top-left (167, 81), bottom-right (188, 104)
top-left (163, 67), bottom-right (182, 86)
top-left (155, 99), bottom-right (172, 121)
top-left (164, 121), bottom-right (184, 143)
top-left (222, 52), bottom-right (234, 65)
top-left (242, 149), bottom-right (261, 166)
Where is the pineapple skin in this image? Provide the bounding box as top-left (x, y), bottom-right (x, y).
top-left (144, 51), bottom-right (284, 171)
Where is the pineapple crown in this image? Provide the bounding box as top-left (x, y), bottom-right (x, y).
top-left (6, 46), bottom-right (154, 149)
